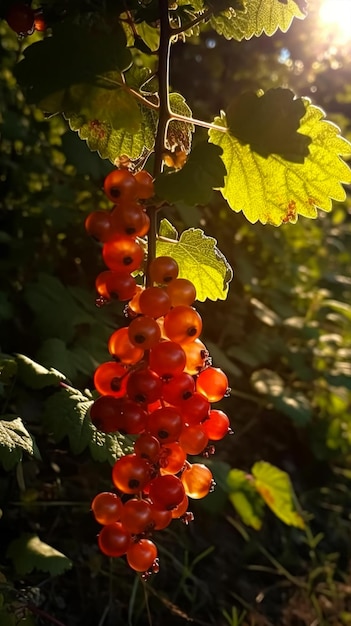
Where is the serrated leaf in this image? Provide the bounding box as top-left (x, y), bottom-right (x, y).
top-left (252, 461), bottom-right (305, 528)
top-left (16, 354), bottom-right (65, 389)
top-left (156, 222), bottom-right (232, 301)
top-left (68, 105), bottom-right (157, 164)
top-left (7, 534), bottom-right (72, 576)
top-left (168, 93), bottom-right (194, 154)
top-left (227, 469), bottom-right (264, 530)
top-left (210, 0), bottom-right (306, 41)
top-left (226, 89), bottom-right (310, 162)
top-left (14, 23), bottom-right (132, 116)
top-left (0, 417), bottom-right (41, 470)
top-left (67, 78), bottom-right (141, 132)
top-left (209, 94), bottom-right (351, 225)
top-left (155, 142), bottom-right (226, 205)
top-left (43, 387), bottom-right (133, 465)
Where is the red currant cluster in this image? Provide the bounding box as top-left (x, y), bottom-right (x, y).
top-left (86, 169), bottom-right (231, 576)
top-left (5, 2), bottom-right (46, 35)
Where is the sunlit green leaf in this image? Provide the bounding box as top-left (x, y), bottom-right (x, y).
top-left (7, 534), bottom-right (72, 576)
top-left (227, 469), bottom-right (264, 529)
top-left (156, 220), bottom-right (232, 301)
top-left (252, 461), bottom-right (305, 528)
top-left (210, 0), bottom-right (306, 41)
top-left (168, 93), bottom-right (194, 154)
top-left (209, 94), bottom-right (351, 225)
top-left (0, 416), bottom-right (41, 470)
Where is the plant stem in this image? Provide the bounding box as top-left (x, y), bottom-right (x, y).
top-left (170, 9), bottom-right (213, 36)
top-left (146, 0), bottom-right (172, 285)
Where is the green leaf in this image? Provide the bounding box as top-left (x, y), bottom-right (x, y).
top-left (0, 416), bottom-right (41, 470)
top-left (209, 93), bottom-right (351, 225)
top-left (67, 64), bottom-right (158, 162)
top-left (252, 461), bottom-right (305, 528)
top-left (68, 105), bottom-right (157, 164)
top-left (16, 354), bottom-right (65, 389)
top-left (210, 0), bottom-right (306, 41)
top-left (155, 141), bottom-right (226, 205)
top-left (156, 220), bottom-right (232, 301)
top-left (6, 534), bottom-right (72, 576)
top-left (226, 89), bottom-right (310, 162)
top-left (227, 469), bottom-right (265, 530)
top-left (43, 387), bottom-right (133, 465)
top-left (67, 77), bottom-right (141, 132)
top-left (14, 22), bottom-right (132, 116)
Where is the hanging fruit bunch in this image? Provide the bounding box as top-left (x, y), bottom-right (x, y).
top-left (85, 168), bottom-right (232, 577)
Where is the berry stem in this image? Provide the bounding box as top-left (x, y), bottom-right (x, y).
top-left (146, 0), bottom-right (172, 285)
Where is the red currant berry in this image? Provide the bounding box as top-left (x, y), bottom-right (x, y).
top-left (126, 538), bottom-right (158, 572)
top-left (6, 2), bottom-right (35, 34)
top-left (95, 271), bottom-right (137, 301)
top-left (91, 492), bottom-right (123, 525)
top-left (126, 368), bottom-right (163, 404)
top-left (196, 367), bottom-right (229, 402)
top-left (166, 278), bottom-right (196, 306)
top-left (108, 327), bottom-right (144, 365)
top-left (134, 433), bottom-right (161, 463)
top-left (133, 170), bottom-right (154, 200)
top-left (98, 522), bottom-right (131, 557)
top-left (164, 306), bottom-right (202, 344)
top-left (128, 316), bottom-right (161, 350)
top-left (89, 395), bottom-right (121, 433)
top-left (181, 463), bottom-right (213, 499)
top-left (103, 169), bottom-right (138, 202)
top-left (203, 409), bottom-right (230, 441)
top-left (145, 406), bottom-right (183, 444)
top-left (121, 498), bottom-right (153, 534)
top-left (149, 474), bottom-right (185, 510)
top-left (102, 237), bottom-right (144, 273)
top-left (149, 341), bottom-right (186, 379)
top-left (149, 256), bottom-right (179, 285)
top-left (139, 286), bottom-right (171, 319)
top-left (93, 362), bottom-right (128, 398)
top-left (112, 454), bottom-right (152, 494)
top-left (179, 424), bottom-right (208, 455)
top-left (85, 211), bottom-right (114, 242)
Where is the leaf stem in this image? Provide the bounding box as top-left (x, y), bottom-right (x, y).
top-left (170, 9), bottom-right (213, 36)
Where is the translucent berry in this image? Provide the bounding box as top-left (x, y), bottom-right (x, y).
top-left (91, 492), bottom-right (123, 525)
top-left (93, 362), bottom-right (128, 398)
top-left (126, 538), bottom-right (158, 572)
top-left (181, 463), bottom-right (213, 499)
top-left (108, 327), bottom-right (144, 365)
top-left (98, 522), bottom-right (131, 557)
top-left (103, 169), bottom-right (138, 202)
top-left (112, 454), bottom-right (152, 494)
top-left (196, 367), bottom-right (229, 402)
top-left (102, 237), bottom-right (144, 273)
top-left (166, 278), bottom-right (196, 306)
top-left (164, 306), bottom-right (202, 344)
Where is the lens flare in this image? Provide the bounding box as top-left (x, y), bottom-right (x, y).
top-left (319, 0), bottom-right (351, 43)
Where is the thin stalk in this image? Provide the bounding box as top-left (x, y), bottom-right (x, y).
top-left (170, 9), bottom-right (213, 36)
top-left (146, 0), bottom-right (172, 284)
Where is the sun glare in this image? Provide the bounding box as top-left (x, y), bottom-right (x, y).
top-left (319, 0), bottom-right (351, 42)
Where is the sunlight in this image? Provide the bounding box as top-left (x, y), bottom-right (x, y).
top-left (319, 0), bottom-right (351, 43)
